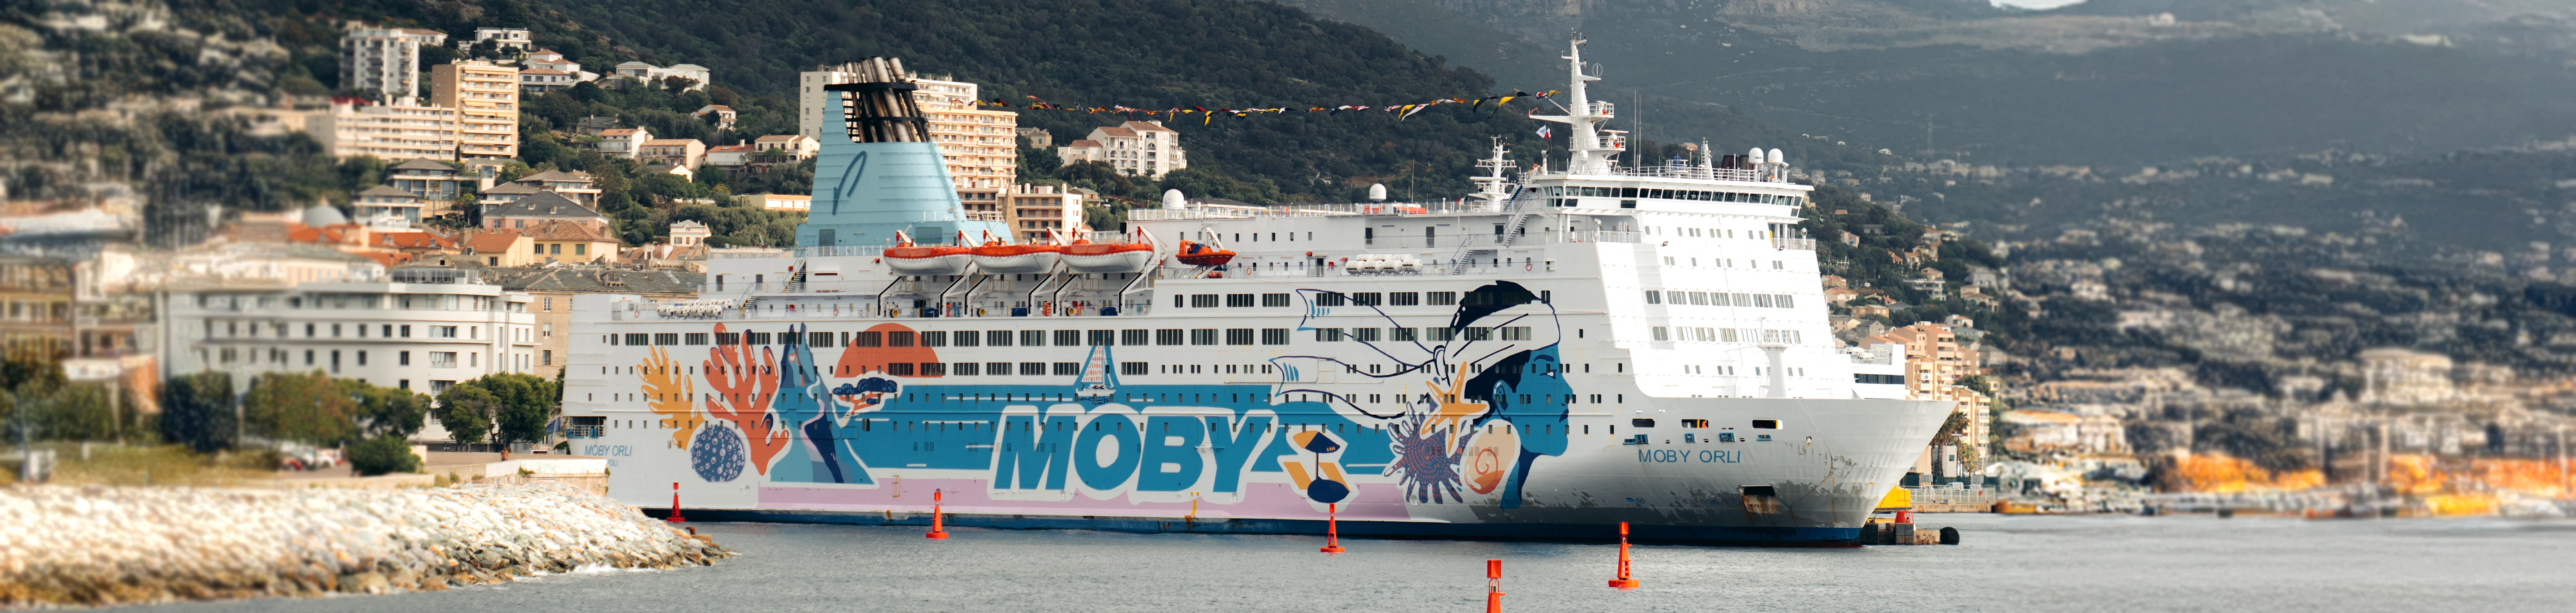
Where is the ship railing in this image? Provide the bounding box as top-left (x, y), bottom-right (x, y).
top-left (1599, 166), bottom-right (1768, 182)
top-left (1769, 237), bottom-right (1817, 250)
top-left (613, 299), bottom-right (1164, 321)
top-left (963, 211), bottom-right (1004, 222)
top-left (1586, 101), bottom-right (1615, 118)
top-left (1130, 201), bottom-right (1507, 221)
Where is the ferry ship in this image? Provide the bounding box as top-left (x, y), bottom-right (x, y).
top-left (562, 40), bottom-right (1951, 544)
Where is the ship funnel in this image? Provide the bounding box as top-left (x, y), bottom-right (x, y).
top-left (1162, 189), bottom-right (1187, 209)
top-left (1368, 183), bottom-right (1388, 201)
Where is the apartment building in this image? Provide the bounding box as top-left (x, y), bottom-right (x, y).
top-left (1001, 184), bottom-right (1084, 242)
top-left (160, 265), bottom-right (541, 401)
top-left (1057, 121), bottom-right (1185, 180)
top-left (1868, 322), bottom-right (1993, 483)
top-left (637, 138), bottom-right (707, 169)
top-left (308, 99), bottom-right (460, 161)
top-left (478, 265), bottom-right (700, 379)
top-left (386, 158), bottom-right (468, 202)
top-left (340, 27), bottom-right (448, 104)
top-left (431, 60), bottom-right (522, 159)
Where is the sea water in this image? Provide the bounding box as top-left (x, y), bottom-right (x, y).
top-left (120, 514), bottom-right (2576, 612)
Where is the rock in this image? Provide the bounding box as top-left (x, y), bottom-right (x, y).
top-left (0, 483), bottom-right (733, 607)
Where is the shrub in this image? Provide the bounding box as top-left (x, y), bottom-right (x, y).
top-left (347, 435), bottom-right (421, 476)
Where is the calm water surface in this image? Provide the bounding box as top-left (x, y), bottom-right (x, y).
top-left (127, 514), bottom-right (2576, 612)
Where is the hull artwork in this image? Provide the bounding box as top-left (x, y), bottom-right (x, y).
top-left (576, 281), bottom-right (1947, 544)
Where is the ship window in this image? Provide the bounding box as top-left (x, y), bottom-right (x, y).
top-left (887, 363), bottom-right (914, 376)
top-left (955, 363), bottom-right (981, 376)
top-left (1683, 419), bottom-right (1710, 428)
top-left (1226, 294), bottom-right (1256, 307)
top-left (1020, 362), bottom-right (1046, 375)
top-left (1189, 329), bottom-right (1219, 345)
top-left (1620, 200), bottom-right (1637, 209)
top-left (1054, 329), bottom-right (1081, 346)
top-left (1428, 291), bottom-right (1458, 306)
top-left (1156, 329), bottom-right (1184, 345)
top-left (1190, 294), bottom-right (1220, 308)
top-left (1261, 293), bottom-right (1291, 307)
top-left (655, 333), bottom-right (679, 345)
top-left (951, 331), bottom-right (978, 347)
top-left (1089, 329), bottom-right (1115, 345)
top-left (921, 331), bottom-right (947, 347)
top-left (1643, 290), bottom-right (1660, 304)
top-left (988, 362), bottom-right (1013, 374)
top-left (816, 332), bottom-right (842, 347)
top-left (1632, 418), bottom-right (1656, 428)
top-left (1121, 329), bottom-right (1149, 345)
top-left (1225, 329), bottom-right (1254, 345)
top-left (1389, 292), bottom-right (1419, 306)
top-left (1354, 328), bottom-right (1381, 342)
top-left (1314, 328), bottom-right (1344, 342)
top-left (854, 332), bottom-right (882, 347)
top-left (1315, 292), bottom-right (1347, 307)
top-left (1053, 362), bottom-right (1080, 376)
top-left (1121, 362), bottom-right (1148, 376)
top-left (746, 332), bottom-right (771, 344)
top-left (1260, 329), bottom-right (1290, 345)
top-left (1350, 292), bottom-right (1381, 306)
top-left (987, 330), bottom-right (1013, 346)
top-left (1391, 328), bottom-right (1419, 342)
top-left (1753, 420), bottom-right (1781, 429)
top-left (1021, 330), bottom-right (1047, 346)
top-left (685, 333), bottom-right (709, 345)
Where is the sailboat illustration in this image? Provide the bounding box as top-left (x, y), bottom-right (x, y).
top-left (1074, 344), bottom-right (1118, 403)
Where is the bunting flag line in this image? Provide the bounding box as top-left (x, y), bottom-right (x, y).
top-left (965, 90), bottom-right (1565, 123)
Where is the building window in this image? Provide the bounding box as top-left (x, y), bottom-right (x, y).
top-left (430, 352), bottom-right (458, 368)
top-left (541, 350), bottom-right (552, 365)
top-left (399, 351), bottom-right (411, 366)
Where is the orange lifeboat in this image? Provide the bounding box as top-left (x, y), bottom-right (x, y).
top-left (882, 231), bottom-right (971, 275)
top-left (1062, 238), bottom-right (1156, 273)
top-left (1174, 240), bottom-right (1236, 267)
top-left (970, 240), bottom-right (1064, 273)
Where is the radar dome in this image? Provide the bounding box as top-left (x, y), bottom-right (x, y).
top-left (1768, 149), bottom-right (1785, 165)
top-left (1747, 148), bottom-right (1765, 164)
top-left (1162, 189), bottom-right (1186, 209)
top-left (1368, 184), bottom-right (1388, 202)
top-left (301, 204), bottom-right (349, 226)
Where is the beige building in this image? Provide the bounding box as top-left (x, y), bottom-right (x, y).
top-left (638, 138), bottom-right (708, 169)
top-left (1057, 121), bottom-right (1184, 180)
top-left (1002, 184), bottom-right (1084, 242)
top-left (431, 60), bottom-right (521, 159)
top-left (597, 128), bottom-right (650, 158)
top-left (799, 65), bottom-right (1016, 213)
top-left (308, 100), bottom-right (460, 161)
top-left (1867, 322), bottom-right (1992, 482)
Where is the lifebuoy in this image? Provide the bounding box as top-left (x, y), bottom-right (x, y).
top-left (1525, 263), bottom-right (1533, 271)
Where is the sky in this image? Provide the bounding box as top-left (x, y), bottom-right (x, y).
top-left (1990, 0), bottom-right (2090, 9)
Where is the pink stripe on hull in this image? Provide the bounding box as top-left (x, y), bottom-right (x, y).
top-left (759, 481), bottom-right (1417, 520)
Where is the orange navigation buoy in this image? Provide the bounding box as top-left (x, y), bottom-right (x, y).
top-left (1607, 522), bottom-right (1639, 589)
top-left (1485, 559), bottom-right (1506, 613)
top-left (1320, 503), bottom-right (1345, 553)
top-left (666, 482), bottom-right (685, 523)
top-left (926, 489), bottom-right (951, 539)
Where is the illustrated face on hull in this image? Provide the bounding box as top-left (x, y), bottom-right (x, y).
top-left (618, 280), bottom-right (1576, 512)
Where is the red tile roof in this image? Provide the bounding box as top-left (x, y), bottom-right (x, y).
top-left (463, 230), bottom-right (523, 253)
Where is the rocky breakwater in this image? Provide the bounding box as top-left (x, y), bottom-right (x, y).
top-left (0, 483), bottom-right (732, 607)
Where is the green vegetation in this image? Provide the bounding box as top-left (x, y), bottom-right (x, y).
top-left (346, 435), bottom-right (423, 476)
top-left (433, 373), bottom-right (559, 448)
top-left (0, 443), bottom-right (278, 487)
top-left (158, 372), bottom-right (239, 453)
top-left (239, 371), bottom-right (428, 447)
top-left (1, 349), bottom-right (148, 444)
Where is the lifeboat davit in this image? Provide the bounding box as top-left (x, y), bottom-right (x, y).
top-left (970, 240), bottom-right (1063, 273)
top-left (1062, 239), bottom-right (1156, 273)
top-left (1173, 240), bottom-right (1236, 267)
top-left (882, 234), bottom-right (972, 275)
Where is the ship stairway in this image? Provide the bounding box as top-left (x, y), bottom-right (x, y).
top-left (938, 265), bottom-right (985, 315)
top-left (1025, 265), bottom-right (1073, 313)
top-left (788, 260), bottom-right (811, 290)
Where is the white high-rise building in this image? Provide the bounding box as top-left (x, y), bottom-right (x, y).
top-left (340, 27), bottom-right (449, 104)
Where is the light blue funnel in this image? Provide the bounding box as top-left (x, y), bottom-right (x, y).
top-left (796, 90), bottom-right (1009, 248)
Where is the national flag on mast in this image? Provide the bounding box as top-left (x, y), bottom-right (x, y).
top-left (1537, 126), bottom-right (1553, 139)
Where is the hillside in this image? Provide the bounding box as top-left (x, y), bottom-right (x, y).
top-left (1301, 0), bottom-right (2576, 167)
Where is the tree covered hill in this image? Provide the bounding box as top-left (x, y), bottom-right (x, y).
top-left (227, 0), bottom-right (1607, 203)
